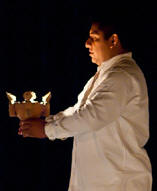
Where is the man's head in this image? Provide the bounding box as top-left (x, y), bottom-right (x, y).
top-left (85, 16), bottom-right (131, 66)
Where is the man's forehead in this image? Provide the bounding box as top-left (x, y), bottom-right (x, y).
top-left (89, 23), bottom-right (101, 35)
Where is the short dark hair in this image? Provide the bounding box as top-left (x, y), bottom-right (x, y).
top-left (89, 13), bottom-right (133, 51)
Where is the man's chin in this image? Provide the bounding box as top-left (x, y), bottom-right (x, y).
top-left (91, 57), bottom-right (96, 64)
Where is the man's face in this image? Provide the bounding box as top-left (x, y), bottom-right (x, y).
top-left (85, 23), bottom-right (112, 66)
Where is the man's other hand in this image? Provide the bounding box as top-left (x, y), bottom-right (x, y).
top-left (19, 118), bottom-right (47, 138)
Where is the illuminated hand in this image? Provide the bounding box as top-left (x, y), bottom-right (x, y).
top-left (19, 118), bottom-right (47, 138)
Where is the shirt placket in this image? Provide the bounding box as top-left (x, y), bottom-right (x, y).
top-left (79, 71), bottom-right (100, 108)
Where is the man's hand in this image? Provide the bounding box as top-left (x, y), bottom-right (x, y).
top-left (19, 118), bottom-right (47, 138)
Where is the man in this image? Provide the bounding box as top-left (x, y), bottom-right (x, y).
top-left (19, 17), bottom-right (152, 191)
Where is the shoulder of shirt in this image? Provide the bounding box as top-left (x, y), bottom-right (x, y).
top-left (108, 56), bottom-right (143, 76)
top-left (101, 58), bottom-right (147, 92)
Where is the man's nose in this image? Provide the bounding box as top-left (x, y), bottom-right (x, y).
top-left (85, 38), bottom-right (91, 48)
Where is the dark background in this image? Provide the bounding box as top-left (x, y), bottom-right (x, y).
top-left (0, 1), bottom-right (156, 191)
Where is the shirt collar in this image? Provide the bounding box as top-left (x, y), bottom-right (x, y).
top-left (97, 52), bottom-right (132, 72)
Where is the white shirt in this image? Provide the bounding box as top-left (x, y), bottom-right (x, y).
top-left (45, 52), bottom-right (152, 191)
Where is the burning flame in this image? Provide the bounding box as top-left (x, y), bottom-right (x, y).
top-left (42, 92), bottom-right (51, 105)
top-left (6, 92), bottom-right (16, 104)
top-left (30, 92), bottom-right (37, 103)
top-left (6, 91), bottom-right (51, 105)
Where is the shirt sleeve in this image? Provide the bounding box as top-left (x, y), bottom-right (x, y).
top-left (45, 70), bottom-right (131, 140)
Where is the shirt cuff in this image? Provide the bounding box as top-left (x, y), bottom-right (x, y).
top-left (44, 117), bottom-right (57, 141)
top-left (44, 115), bottom-right (68, 141)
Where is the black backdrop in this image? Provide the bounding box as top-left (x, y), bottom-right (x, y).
top-left (0, 1), bottom-right (157, 191)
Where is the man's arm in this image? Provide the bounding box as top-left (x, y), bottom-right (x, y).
top-left (45, 70), bottom-right (131, 140)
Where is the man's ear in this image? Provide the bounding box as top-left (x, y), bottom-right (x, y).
top-left (110, 33), bottom-right (119, 46)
